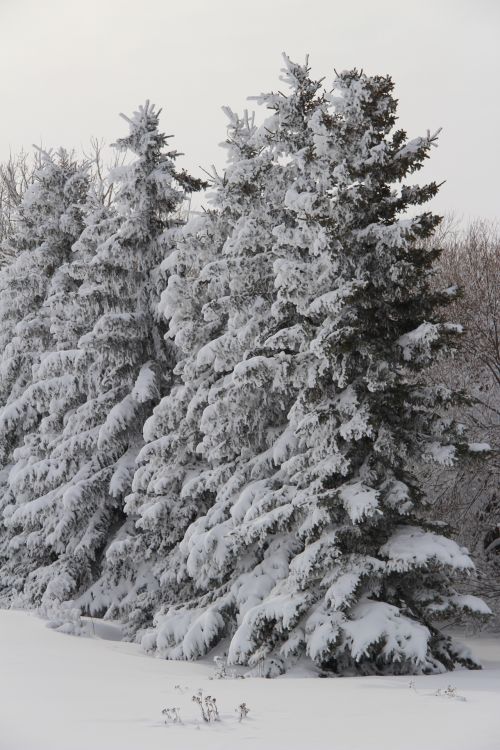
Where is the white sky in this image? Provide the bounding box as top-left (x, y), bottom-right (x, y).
top-left (0, 0), bottom-right (498, 220)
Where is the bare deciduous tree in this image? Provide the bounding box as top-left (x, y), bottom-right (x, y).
top-left (83, 136), bottom-right (125, 206)
top-left (427, 219), bottom-right (500, 616)
top-left (440, 219), bottom-right (500, 387)
top-left (0, 150), bottom-right (41, 261)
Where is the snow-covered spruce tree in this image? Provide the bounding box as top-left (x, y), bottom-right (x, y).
top-left (116, 60), bottom-right (329, 635)
top-left (0, 150), bottom-right (88, 594)
top-left (106, 208), bottom-right (232, 630)
top-left (110, 109), bottom-right (289, 631)
top-left (145, 65), bottom-right (489, 675)
top-left (0, 149), bottom-right (88, 447)
top-left (0, 194), bottom-right (118, 604)
top-left (1, 103), bottom-right (204, 609)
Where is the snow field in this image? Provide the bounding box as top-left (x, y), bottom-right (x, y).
top-left (0, 610), bottom-right (498, 750)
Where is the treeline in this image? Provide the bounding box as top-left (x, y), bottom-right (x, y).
top-left (0, 57), bottom-right (495, 676)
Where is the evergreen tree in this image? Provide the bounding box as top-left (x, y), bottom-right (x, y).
top-left (0, 149), bottom-right (88, 457)
top-left (0, 195), bottom-right (118, 604)
top-left (108, 61), bottom-right (328, 634)
top-left (143, 64), bottom-right (488, 675)
top-left (1, 104), bottom-right (203, 609)
top-left (105, 104), bottom-right (289, 631)
top-left (0, 150), bottom-right (88, 596)
top-left (101, 208), bottom-right (230, 629)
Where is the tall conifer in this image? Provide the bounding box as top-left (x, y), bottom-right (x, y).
top-left (144, 63), bottom-right (487, 675)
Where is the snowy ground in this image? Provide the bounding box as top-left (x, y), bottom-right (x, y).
top-left (0, 610), bottom-right (498, 750)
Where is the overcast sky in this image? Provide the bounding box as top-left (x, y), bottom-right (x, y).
top-left (0, 0), bottom-right (498, 220)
